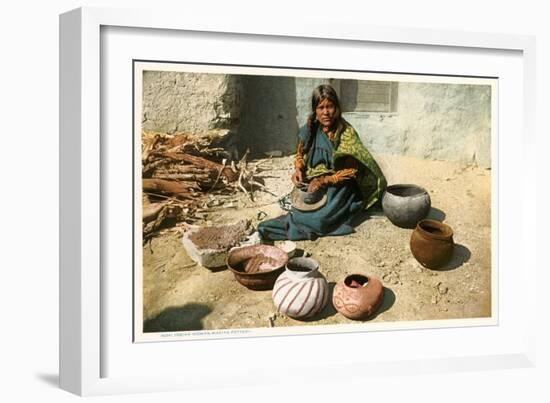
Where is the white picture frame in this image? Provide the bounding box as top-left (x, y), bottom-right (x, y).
top-left (59, 6), bottom-right (537, 396)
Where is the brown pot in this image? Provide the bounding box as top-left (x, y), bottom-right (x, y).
top-left (410, 219), bottom-right (454, 269)
top-left (332, 274), bottom-right (384, 320)
top-left (227, 245), bottom-right (287, 290)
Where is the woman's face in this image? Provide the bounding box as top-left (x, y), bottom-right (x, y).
top-left (315, 97), bottom-right (336, 128)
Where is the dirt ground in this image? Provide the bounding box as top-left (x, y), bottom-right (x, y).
top-left (142, 154), bottom-right (492, 333)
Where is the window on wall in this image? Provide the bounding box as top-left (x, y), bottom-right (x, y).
top-left (339, 80), bottom-right (398, 113)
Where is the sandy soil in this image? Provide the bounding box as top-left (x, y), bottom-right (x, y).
top-left (142, 154), bottom-right (492, 333)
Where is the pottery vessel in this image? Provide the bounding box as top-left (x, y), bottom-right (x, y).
top-left (272, 257), bottom-right (329, 320)
top-left (382, 184), bottom-right (431, 228)
top-left (226, 245), bottom-right (288, 290)
top-left (299, 185), bottom-right (324, 204)
top-left (332, 274), bottom-right (384, 320)
top-left (410, 219), bottom-right (454, 269)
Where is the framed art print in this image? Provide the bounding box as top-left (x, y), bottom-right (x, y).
top-left (60, 7), bottom-right (537, 396)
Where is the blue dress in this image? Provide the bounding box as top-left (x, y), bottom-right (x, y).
top-left (257, 126), bottom-right (364, 241)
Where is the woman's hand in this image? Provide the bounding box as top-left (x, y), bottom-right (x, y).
top-left (330, 168), bottom-right (357, 183)
top-left (306, 168), bottom-right (358, 192)
top-left (291, 169), bottom-right (303, 186)
top-left (307, 177), bottom-right (323, 193)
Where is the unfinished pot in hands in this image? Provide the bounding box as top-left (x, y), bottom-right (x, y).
top-left (410, 219), bottom-right (455, 269)
top-left (382, 184), bottom-right (431, 228)
top-left (272, 257), bottom-right (329, 320)
top-left (332, 274), bottom-right (384, 320)
top-left (227, 245), bottom-right (288, 290)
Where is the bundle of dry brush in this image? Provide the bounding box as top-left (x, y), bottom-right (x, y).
top-left (141, 129), bottom-right (272, 240)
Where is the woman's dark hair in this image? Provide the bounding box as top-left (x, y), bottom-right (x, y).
top-left (306, 84), bottom-right (342, 148)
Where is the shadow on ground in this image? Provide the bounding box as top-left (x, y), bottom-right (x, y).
top-left (144, 303), bottom-right (212, 332)
top-left (426, 207), bottom-right (446, 222)
top-left (438, 244), bottom-right (471, 271)
top-left (350, 206), bottom-right (385, 227)
top-left (369, 287), bottom-right (396, 320)
top-left (35, 373), bottom-right (58, 388)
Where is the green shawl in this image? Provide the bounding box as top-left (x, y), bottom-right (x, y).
top-left (301, 120), bottom-right (387, 210)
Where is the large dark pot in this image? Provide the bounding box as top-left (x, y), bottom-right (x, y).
top-left (382, 184), bottom-right (431, 228)
top-left (332, 274), bottom-right (384, 320)
top-left (410, 219), bottom-right (454, 269)
top-left (227, 245), bottom-right (287, 290)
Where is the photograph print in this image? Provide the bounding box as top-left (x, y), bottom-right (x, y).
top-left (134, 61), bottom-right (496, 342)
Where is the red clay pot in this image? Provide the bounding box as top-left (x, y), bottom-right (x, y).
top-left (410, 219), bottom-right (454, 269)
top-left (332, 274), bottom-right (384, 320)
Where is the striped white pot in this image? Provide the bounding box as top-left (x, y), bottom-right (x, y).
top-left (272, 257), bottom-right (329, 320)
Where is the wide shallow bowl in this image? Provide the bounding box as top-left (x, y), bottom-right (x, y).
top-left (227, 244), bottom-right (288, 290)
top-left (382, 184), bottom-right (431, 228)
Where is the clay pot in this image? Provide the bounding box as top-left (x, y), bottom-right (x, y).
top-left (272, 257), bottom-right (329, 320)
top-left (226, 245), bottom-right (288, 290)
top-left (410, 219), bottom-right (454, 269)
top-left (382, 184), bottom-right (431, 228)
top-left (332, 274), bottom-right (384, 320)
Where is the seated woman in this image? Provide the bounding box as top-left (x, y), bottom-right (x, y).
top-left (257, 84), bottom-right (387, 241)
